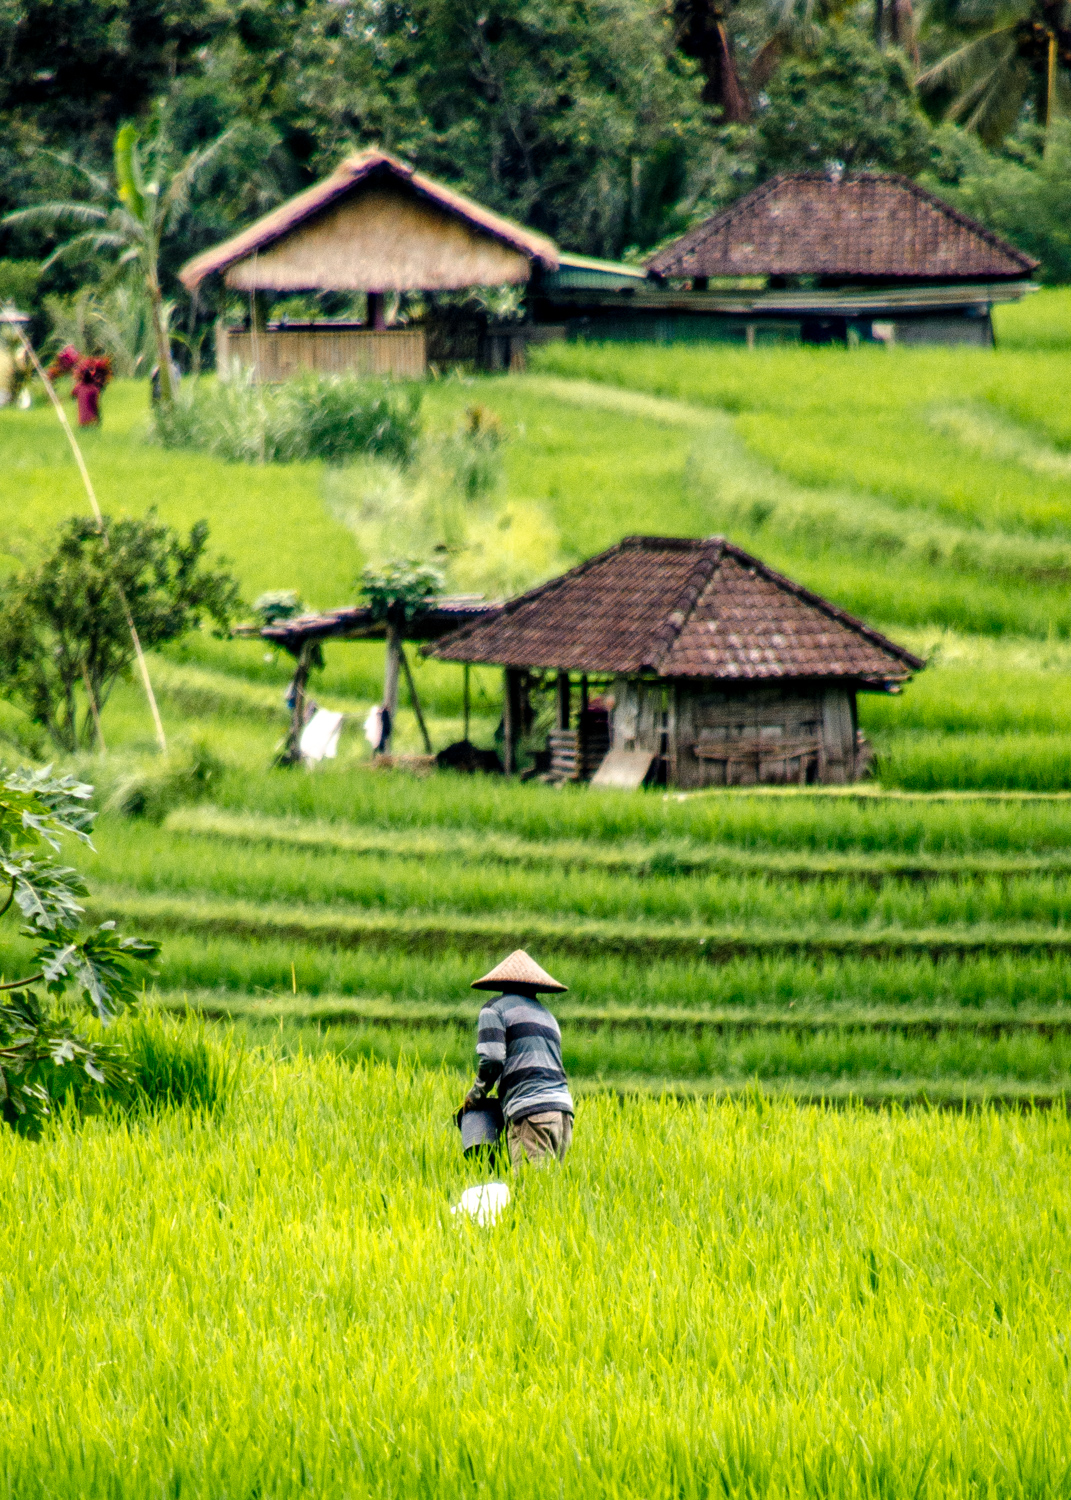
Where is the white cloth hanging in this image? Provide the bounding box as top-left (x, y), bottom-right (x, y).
top-left (299, 708), bottom-right (344, 762)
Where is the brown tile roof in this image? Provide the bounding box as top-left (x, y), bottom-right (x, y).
top-left (429, 537), bottom-right (923, 685)
top-left (646, 172), bottom-right (1038, 282)
top-left (179, 149), bottom-right (559, 291)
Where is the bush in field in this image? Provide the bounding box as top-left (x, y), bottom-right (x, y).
top-left (154, 374), bottom-right (422, 466)
top-left (0, 512), bottom-right (240, 752)
top-left (0, 765), bottom-right (157, 1133)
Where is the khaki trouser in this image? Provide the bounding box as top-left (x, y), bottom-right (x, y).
top-left (507, 1110), bottom-right (573, 1167)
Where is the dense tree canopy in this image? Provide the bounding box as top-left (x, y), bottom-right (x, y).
top-left (0, 0), bottom-right (1065, 338)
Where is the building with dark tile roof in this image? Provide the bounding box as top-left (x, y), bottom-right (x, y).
top-left (531, 172), bottom-right (1037, 349)
top-left (430, 535), bottom-right (924, 786)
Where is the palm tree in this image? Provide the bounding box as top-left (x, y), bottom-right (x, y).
top-left (3, 117), bottom-right (232, 403)
top-left (918, 0), bottom-right (1071, 143)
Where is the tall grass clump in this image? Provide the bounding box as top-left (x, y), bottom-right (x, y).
top-left (153, 374), bottom-right (421, 465)
top-left (119, 1011), bottom-right (243, 1115)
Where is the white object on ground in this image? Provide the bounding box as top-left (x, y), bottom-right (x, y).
top-left (451, 1182), bottom-right (511, 1227)
top-left (363, 705), bottom-right (383, 748)
top-left (590, 748), bottom-right (656, 790)
top-left (299, 708), bottom-right (344, 762)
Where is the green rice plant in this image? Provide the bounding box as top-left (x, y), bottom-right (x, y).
top-left (106, 939), bottom-right (1071, 1012)
top-left (77, 884), bottom-right (1071, 967)
top-left (164, 802), bottom-right (1071, 883)
top-left (229, 1011), bottom-right (1071, 1087)
top-left (875, 732), bottom-right (1071, 792)
top-left (1, 1039), bottom-right (1070, 1496)
top-left (208, 762), bottom-right (1071, 853)
top-left (114, 1009), bottom-right (243, 1114)
top-left (76, 817), bottom-right (1071, 930)
top-left (153, 374), bottom-right (422, 466)
top-left (992, 287), bottom-right (1071, 352)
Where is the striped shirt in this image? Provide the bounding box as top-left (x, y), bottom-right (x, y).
top-left (473, 991), bottom-right (574, 1122)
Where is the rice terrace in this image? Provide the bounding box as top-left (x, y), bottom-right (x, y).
top-left (4, 37), bottom-right (1071, 1486)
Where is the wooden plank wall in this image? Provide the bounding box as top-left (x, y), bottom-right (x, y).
top-left (220, 327), bottom-right (426, 382)
top-left (665, 682), bottom-right (858, 787)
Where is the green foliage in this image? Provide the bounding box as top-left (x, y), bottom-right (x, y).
top-left (103, 739), bottom-right (226, 822)
top-left (44, 281), bottom-right (167, 377)
top-left (0, 511), bottom-right (240, 752)
top-left (154, 375), bottom-right (422, 465)
top-left (0, 765), bottom-right (157, 1132)
top-left (0, 257), bottom-right (41, 311)
top-left (755, 27), bottom-right (932, 174)
top-left (252, 589), bottom-right (303, 625)
top-left (359, 559), bottom-right (445, 622)
top-left (923, 121), bottom-right (1071, 283)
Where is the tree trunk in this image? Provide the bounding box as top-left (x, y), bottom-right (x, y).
top-left (148, 277), bottom-right (174, 405)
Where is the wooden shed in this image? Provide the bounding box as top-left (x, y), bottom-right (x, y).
top-left (428, 535), bottom-right (923, 786)
top-left (179, 150), bottom-right (559, 379)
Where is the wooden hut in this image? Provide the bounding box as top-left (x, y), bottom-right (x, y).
top-left (179, 150), bottom-right (558, 379)
top-left (428, 535), bottom-right (923, 786)
top-left (532, 172), bottom-right (1037, 348)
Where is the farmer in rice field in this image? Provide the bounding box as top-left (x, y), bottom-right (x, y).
top-left (461, 950), bottom-right (574, 1166)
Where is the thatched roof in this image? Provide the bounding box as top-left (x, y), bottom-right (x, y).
top-left (429, 536), bottom-right (923, 687)
top-left (647, 173), bottom-right (1038, 283)
top-left (179, 149), bottom-right (559, 292)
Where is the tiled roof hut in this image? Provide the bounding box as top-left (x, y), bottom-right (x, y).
top-left (642, 172), bottom-right (1037, 348)
top-left (179, 150), bottom-right (559, 379)
top-left (429, 535), bottom-right (923, 786)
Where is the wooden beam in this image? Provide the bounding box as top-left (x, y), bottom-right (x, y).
top-left (556, 671), bottom-right (571, 731)
top-left (283, 642), bottom-right (315, 763)
top-left (380, 620), bottom-right (401, 753)
top-left (463, 663), bottom-right (471, 742)
top-left (503, 668), bottom-right (523, 775)
top-left (399, 642), bottom-right (433, 755)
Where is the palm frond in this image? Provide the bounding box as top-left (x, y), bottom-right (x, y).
top-left (918, 25), bottom-right (1016, 89)
top-left (163, 128), bottom-right (238, 218)
top-left (35, 148), bottom-right (111, 197)
top-left (965, 55), bottom-right (1032, 141)
top-left (40, 232), bottom-right (130, 269)
top-left (1, 201), bottom-right (109, 230)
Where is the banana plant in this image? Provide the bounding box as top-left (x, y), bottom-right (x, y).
top-left (3, 115), bottom-right (232, 403)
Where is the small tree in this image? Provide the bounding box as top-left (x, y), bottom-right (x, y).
top-left (0, 512), bottom-right (240, 753)
top-left (0, 765), bottom-right (157, 1133)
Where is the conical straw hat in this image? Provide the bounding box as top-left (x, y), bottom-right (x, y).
top-left (471, 949), bottom-right (568, 993)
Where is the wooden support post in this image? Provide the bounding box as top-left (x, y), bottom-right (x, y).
top-left (367, 292), bottom-right (387, 331)
top-left (251, 292), bottom-right (269, 333)
top-left (399, 643), bottom-right (433, 755)
top-left (463, 663), bottom-right (471, 742)
top-left (380, 619), bottom-right (401, 754)
top-left (283, 642), bottom-right (315, 764)
top-left (580, 674), bottom-right (589, 717)
top-left (503, 668), bottom-right (523, 775)
top-left (556, 671), bottom-right (571, 731)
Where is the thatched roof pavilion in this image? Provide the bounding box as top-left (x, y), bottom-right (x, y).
top-left (430, 535), bottom-right (923, 786)
top-left (180, 149), bottom-right (558, 378)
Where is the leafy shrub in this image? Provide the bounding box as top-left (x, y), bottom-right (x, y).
top-left (105, 739), bottom-right (226, 822)
top-left (154, 374), bottom-right (422, 466)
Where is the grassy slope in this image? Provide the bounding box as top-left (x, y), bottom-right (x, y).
top-left (5, 305), bottom-right (1071, 1093)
